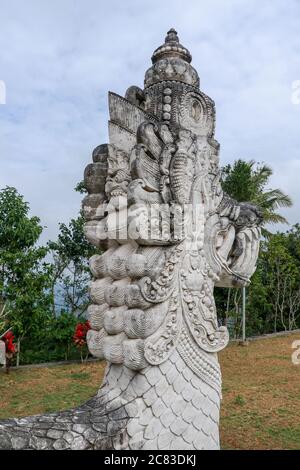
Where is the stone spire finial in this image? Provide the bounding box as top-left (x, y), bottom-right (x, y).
top-left (144, 28), bottom-right (198, 88)
top-left (165, 28), bottom-right (179, 43)
top-left (151, 28), bottom-right (192, 64)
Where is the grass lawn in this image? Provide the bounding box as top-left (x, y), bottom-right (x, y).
top-left (1, 332), bottom-right (300, 449)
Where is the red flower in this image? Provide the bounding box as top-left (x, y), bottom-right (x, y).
top-left (6, 339), bottom-right (16, 353)
top-left (2, 331), bottom-right (16, 354)
top-left (73, 321), bottom-right (91, 348)
top-left (3, 331), bottom-right (14, 341)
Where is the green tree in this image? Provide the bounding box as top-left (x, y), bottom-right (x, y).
top-left (266, 233), bottom-right (300, 331)
top-left (0, 187), bottom-right (52, 341)
top-left (285, 223), bottom-right (300, 269)
top-left (48, 215), bottom-right (98, 317)
top-left (48, 181), bottom-right (98, 318)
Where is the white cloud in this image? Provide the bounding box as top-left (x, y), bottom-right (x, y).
top-left (0, 0), bottom-right (299, 244)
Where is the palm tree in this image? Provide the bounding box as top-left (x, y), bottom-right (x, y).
top-left (221, 159), bottom-right (292, 237)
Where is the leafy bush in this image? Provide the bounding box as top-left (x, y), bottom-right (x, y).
top-left (19, 313), bottom-right (90, 365)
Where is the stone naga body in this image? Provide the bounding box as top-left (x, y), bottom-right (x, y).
top-left (0, 29), bottom-right (261, 450)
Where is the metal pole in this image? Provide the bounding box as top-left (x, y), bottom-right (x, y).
top-left (16, 338), bottom-right (20, 368)
top-left (242, 286), bottom-right (246, 342)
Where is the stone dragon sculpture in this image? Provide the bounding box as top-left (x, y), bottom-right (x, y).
top-left (0, 29), bottom-right (262, 450)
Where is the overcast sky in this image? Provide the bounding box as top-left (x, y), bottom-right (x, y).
top-left (0, 0), bottom-right (299, 244)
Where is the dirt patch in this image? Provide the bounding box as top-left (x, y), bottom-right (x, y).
top-left (219, 332), bottom-right (300, 449)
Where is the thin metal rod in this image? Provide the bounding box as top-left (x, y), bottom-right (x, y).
top-left (242, 286), bottom-right (246, 342)
top-left (16, 339), bottom-right (20, 368)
